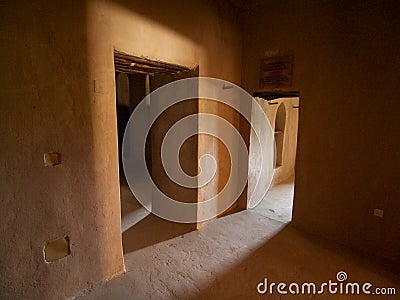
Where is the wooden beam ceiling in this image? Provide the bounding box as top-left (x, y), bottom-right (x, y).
top-left (114, 50), bottom-right (190, 76)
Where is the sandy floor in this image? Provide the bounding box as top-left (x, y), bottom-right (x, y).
top-left (80, 179), bottom-right (399, 299)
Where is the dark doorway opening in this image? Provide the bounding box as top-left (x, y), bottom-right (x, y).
top-left (114, 50), bottom-right (198, 254)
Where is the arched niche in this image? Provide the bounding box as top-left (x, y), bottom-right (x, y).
top-left (274, 103), bottom-right (286, 167)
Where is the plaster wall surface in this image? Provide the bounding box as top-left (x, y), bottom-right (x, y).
top-left (0, 0), bottom-right (243, 298)
top-left (0, 1), bottom-right (124, 299)
top-left (87, 0), bottom-right (244, 227)
top-left (242, 0), bottom-right (400, 263)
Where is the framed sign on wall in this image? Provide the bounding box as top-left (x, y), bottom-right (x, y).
top-left (259, 55), bottom-right (293, 90)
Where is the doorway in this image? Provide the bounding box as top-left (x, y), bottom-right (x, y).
top-left (115, 71), bottom-right (150, 234)
top-left (113, 50), bottom-right (199, 254)
top-left (248, 91), bottom-right (299, 223)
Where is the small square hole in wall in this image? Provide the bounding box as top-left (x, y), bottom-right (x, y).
top-left (44, 236), bottom-right (70, 262)
top-left (44, 152), bottom-right (61, 166)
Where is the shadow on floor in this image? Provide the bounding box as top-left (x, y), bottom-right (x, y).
top-left (119, 173), bottom-right (195, 254)
top-left (189, 224), bottom-right (400, 299)
top-left (122, 214), bottom-right (194, 253)
top-left (79, 179), bottom-right (400, 299)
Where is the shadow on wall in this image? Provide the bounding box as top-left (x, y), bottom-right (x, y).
top-left (242, 0), bottom-right (400, 263)
top-left (105, 0), bottom-right (243, 84)
top-left (104, 0), bottom-right (247, 221)
top-left (0, 1), bottom-right (123, 299)
top-left (110, 0), bottom-right (242, 48)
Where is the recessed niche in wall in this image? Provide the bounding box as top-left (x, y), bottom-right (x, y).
top-left (274, 103), bottom-right (286, 168)
top-left (44, 236), bottom-right (70, 262)
top-left (43, 152), bottom-right (61, 166)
